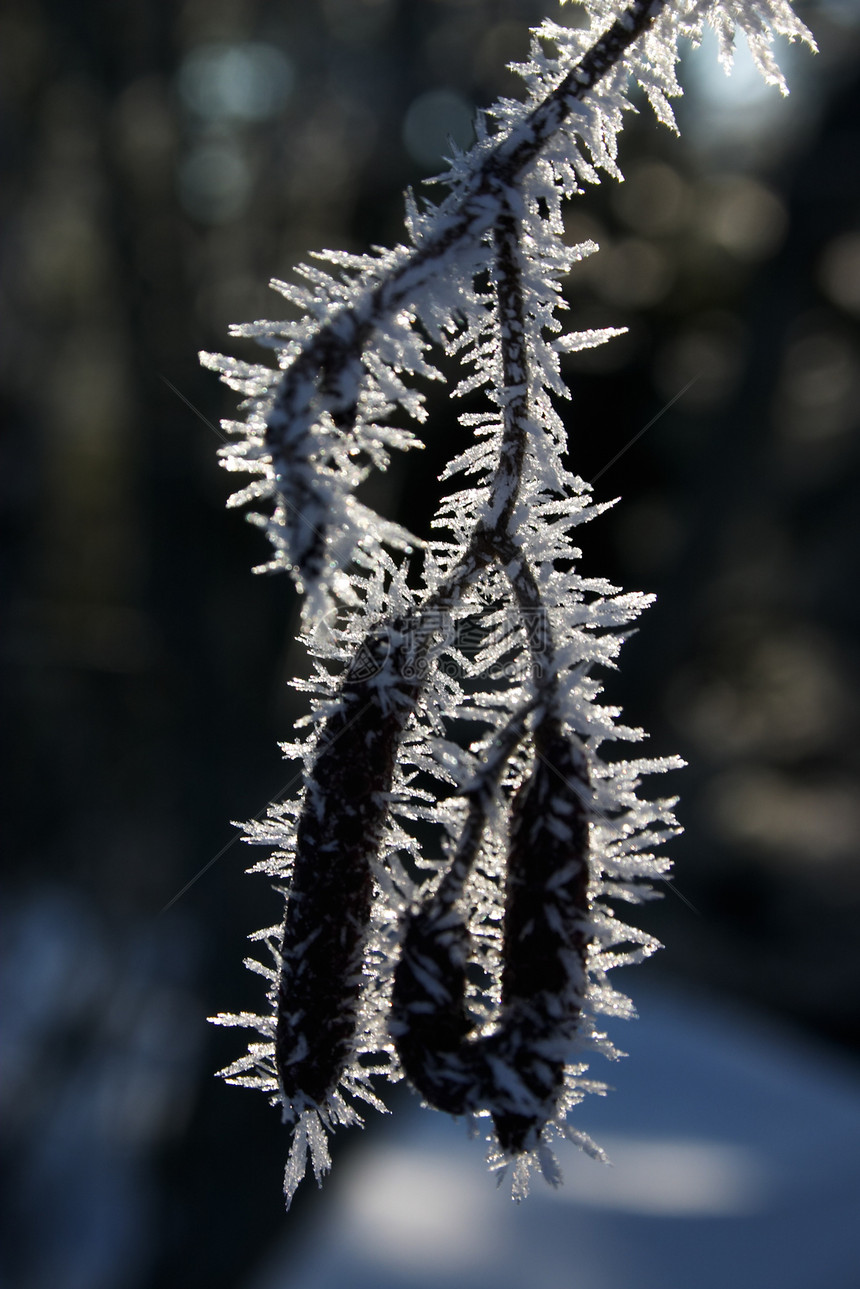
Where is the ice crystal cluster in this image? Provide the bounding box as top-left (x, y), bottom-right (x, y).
top-left (205, 0), bottom-right (813, 1207)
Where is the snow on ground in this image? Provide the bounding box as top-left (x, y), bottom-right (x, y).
top-left (245, 982), bottom-right (860, 1289)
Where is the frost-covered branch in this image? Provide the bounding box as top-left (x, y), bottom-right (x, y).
top-left (207, 0), bottom-right (814, 1209)
top-left (261, 0), bottom-right (665, 546)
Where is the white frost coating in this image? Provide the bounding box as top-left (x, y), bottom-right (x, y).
top-left (283, 1110), bottom-right (333, 1207)
top-left (204, 0), bottom-right (812, 614)
top-left (205, 0), bottom-right (814, 1210)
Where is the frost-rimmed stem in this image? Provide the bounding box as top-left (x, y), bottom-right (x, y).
top-left (263, 0), bottom-right (667, 481)
top-left (390, 194), bottom-right (593, 1159)
top-left (272, 192), bottom-right (563, 1121)
top-left (208, 0), bottom-right (818, 1208)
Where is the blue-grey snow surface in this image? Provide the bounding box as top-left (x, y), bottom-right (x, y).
top-left (245, 984), bottom-right (860, 1289)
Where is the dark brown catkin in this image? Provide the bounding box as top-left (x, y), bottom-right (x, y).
top-left (275, 625), bottom-right (419, 1110)
top-left (491, 725), bottom-right (591, 1153)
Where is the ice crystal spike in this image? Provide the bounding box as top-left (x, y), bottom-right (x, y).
top-left (206, 0), bottom-right (814, 1209)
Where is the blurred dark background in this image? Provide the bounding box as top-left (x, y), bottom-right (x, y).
top-left (1, 1), bottom-right (858, 1286)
